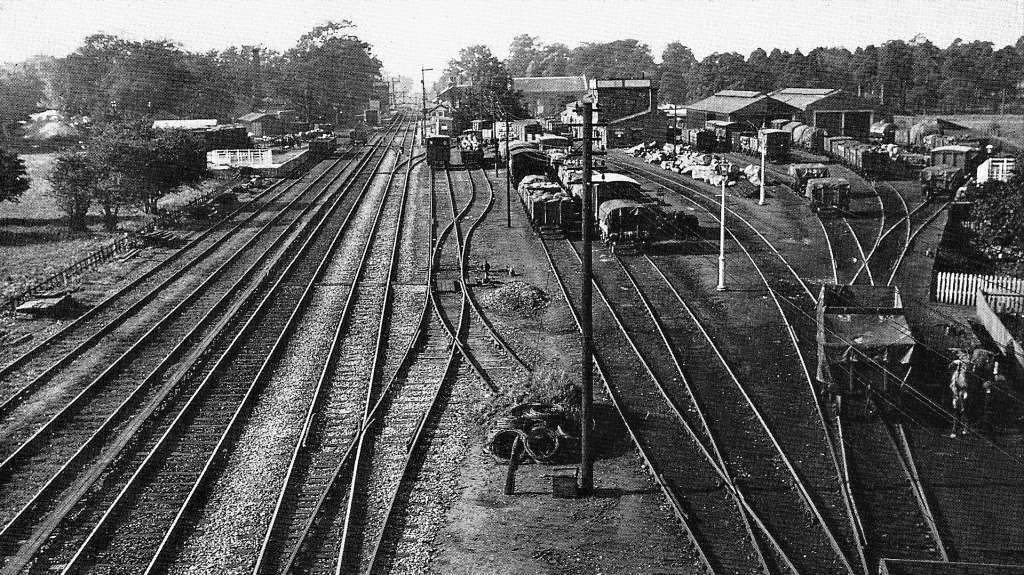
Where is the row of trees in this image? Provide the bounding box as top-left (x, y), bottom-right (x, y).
top-left (434, 45), bottom-right (528, 128)
top-left (0, 21), bottom-right (383, 140)
top-left (504, 34), bottom-right (1024, 114)
top-left (47, 122), bottom-right (206, 231)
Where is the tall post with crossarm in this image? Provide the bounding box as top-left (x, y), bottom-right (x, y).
top-left (579, 98), bottom-right (595, 495)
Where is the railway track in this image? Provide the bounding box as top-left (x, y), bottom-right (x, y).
top-left (147, 124), bottom-right (418, 573)
top-left (608, 156), bottom-right (866, 573)
top-left (615, 252), bottom-right (854, 575)
top-left (0, 134), bottom-right (395, 572)
top-left (538, 233), bottom-right (767, 574)
top-left (240, 128), bottom-right (424, 575)
top-left (2, 123), bottom-right (406, 574)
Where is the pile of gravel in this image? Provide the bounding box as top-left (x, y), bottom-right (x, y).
top-left (482, 281), bottom-right (549, 317)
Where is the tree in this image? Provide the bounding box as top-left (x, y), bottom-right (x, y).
top-left (567, 39), bottom-right (656, 79)
top-left (0, 65), bottom-right (45, 142)
top-left (970, 152), bottom-right (1024, 256)
top-left (278, 21), bottom-right (382, 124)
top-left (0, 149), bottom-right (30, 206)
top-left (659, 42), bottom-right (697, 104)
top-left (506, 34), bottom-right (539, 77)
top-left (47, 152), bottom-right (93, 231)
top-left (438, 45), bottom-right (525, 128)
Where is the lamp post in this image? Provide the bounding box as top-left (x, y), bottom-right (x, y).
top-left (717, 176), bottom-right (727, 291)
top-left (759, 129), bottom-right (767, 206)
top-left (420, 67), bottom-right (433, 144)
top-left (579, 97), bottom-right (595, 495)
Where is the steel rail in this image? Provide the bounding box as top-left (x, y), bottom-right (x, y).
top-left (886, 202), bottom-right (949, 286)
top-left (0, 170), bottom-right (327, 416)
top-left (252, 122), bottom-right (417, 575)
top-left (361, 165), bottom-right (497, 575)
top-left (533, 236), bottom-right (723, 574)
top-left (615, 159), bottom-right (870, 574)
top-left (611, 159), bottom-right (819, 303)
top-left (141, 122), bottom-right (408, 574)
top-left (460, 169), bottom-right (534, 374)
top-left (817, 215), bottom-right (841, 284)
top-left (893, 423), bottom-right (950, 561)
top-left (55, 124), bottom-right (403, 575)
top-left (850, 181), bottom-right (913, 285)
top-left (271, 158), bottom-right (434, 575)
top-left (623, 254), bottom-right (853, 574)
top-left (0, 136), bottom-right (389, 569)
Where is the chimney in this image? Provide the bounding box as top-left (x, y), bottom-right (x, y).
top-left (251, 47), bottom-right (261, 112)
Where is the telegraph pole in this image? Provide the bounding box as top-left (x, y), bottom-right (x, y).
top-left (420, 67), bottom-right (433, 144)
top-left (759, 129), bottom-right (767, 206)
top-left (505, 114), bottom-right (512, 228)
top-left (579, 98), bottom-right (595, 495)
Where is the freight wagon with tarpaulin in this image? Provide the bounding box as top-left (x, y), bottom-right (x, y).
top-left (788, 163), bottom-right (830, 193)
top-left (804, 177), bottom-right (851, 214)
top-left (426, 136), bottom-right (451, 169)
top-left (598, 199), bottom-right (659, 247)
top-left (920, 165), bottom-right (965, 200)
top-left (816, 284), bottom-right (916, 417)
top-left (508, 143), bottom-right (548, 187)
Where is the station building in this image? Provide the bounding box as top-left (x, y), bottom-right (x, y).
top-left (512, 76), bottom-right (588, 118)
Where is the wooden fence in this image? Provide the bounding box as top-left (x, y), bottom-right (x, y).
top-left (932, 271), bottom-right (1024, 308)
top-left (5, 233), bottom-right (141, 310)
top-left (975, 289), bottom-right (1024, 377)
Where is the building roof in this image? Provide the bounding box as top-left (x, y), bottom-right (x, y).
top-left (513, 76), bottom-right (588, 95)
top-left (589, 78), bottom-right (652, 89)
top-left (931, 145), bottom-right (978, 153)
top-left (769, 88), bottom-right (874, 111)
top-left (152, 119), bottom-right (218, 130)
top-left (238, 112), bottom-right (276, 123)
top-left (686, 91), bottom-right (797, 116)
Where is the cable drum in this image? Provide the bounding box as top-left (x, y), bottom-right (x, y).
top-left (485, 428), bottom-right (528, 464)
top-left (524, 426), bottom-right (560, 462)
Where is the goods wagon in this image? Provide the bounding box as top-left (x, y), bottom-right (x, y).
top-left (789, 163), bottom-right (830, 192)
top-left (930, 145), bottom-right (982, 171)
top-left (599, 199), bottom-right (657, 244)
top-left (706, 120), bottom-right (745, 152)
top-left (363, 109), bottom-right (379, 127)
top-left (508, 144), bottom-right (547, 186)
top-left (805, 177), bottom-right (851, 214)
top-left (426, 136), bottom-right (450, 169)
top-left (308, 137), bottom-right (337, 157)
top-left (349, 125), bottom-right (368, 145)
top-left (870, 122), bottom-right (896, 144)
top-left (458, 130), bottom-right (485, 167)
top-left (680, 128), bottom-right (717, 153)
top-left (920, 165), bottom-right (964, 200)
top-left (739, 129), bottom-right (791, 162)
top-left (519, 177), bottom-right (576, 233)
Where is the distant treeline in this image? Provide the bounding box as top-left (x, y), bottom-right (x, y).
top-left (504, 35), bottom-right (1024, 114)
top-left (0, 21), bottom-right (383, 140)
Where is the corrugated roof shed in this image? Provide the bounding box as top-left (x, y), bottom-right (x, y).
top-left (770, 88), bottom-right (874, 111)
top-left (686, 91), bottom-right (796, 115)
top-left (513, 76), bottom-right (588, 94)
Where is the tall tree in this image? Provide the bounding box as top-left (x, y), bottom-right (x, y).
top-left (0, 65), bottom-right (45, 141)
top-left (0, 149), bottom-right (31, 206)
top-left (47, 152), bottom-right (94, 231)
top-left (506, 34), bottom-right (539, 77)
top-left (438, 45), bottom-right (524, 129)
top-left (659, 42), bottom-right (697, 104)
top-left (567, 39), bottom-right (656, 79)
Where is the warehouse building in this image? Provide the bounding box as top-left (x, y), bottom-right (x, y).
top-left (684, 90), bottom-right (799, 129)
top-left (512, 76), bottom-right (589, 118)
top-left (770, 88), bottom-right (875, 140)
top-left (590, 78), bottom-right (663, 148)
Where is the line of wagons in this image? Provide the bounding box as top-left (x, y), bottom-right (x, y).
top-left (510, 143), bottom-right (698, 246)
top-left (426, 130), bottom-right (491, 169)
top-left (678, 119), bottom-right (997, 202)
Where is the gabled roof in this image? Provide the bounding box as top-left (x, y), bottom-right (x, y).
top-left (238, 112), bottom-right (276, 123)
top-left (686, 91), bottom-right (797, 116)
top-left (770, 88), bottom-right (873, 111)
top-left (513, 76), bottom-right (588, 95)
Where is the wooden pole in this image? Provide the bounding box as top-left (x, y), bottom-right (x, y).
top-left (579, 98), bottom-right (595, 495)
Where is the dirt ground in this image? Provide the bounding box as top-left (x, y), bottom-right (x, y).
top-left (429, 168), bottom-right (695, 575)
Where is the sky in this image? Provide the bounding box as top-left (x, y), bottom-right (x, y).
top-left (1, 0), bottom-right (1023, 86)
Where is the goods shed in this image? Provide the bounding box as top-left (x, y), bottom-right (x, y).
top-left (816, 285), bottom-right (916, 398)
top-left (513, 76), bottom-right (588, 118)
top-left (770, 88), bottom-right (875, 140)
top-left (683, 90), bottom-right (799, 130)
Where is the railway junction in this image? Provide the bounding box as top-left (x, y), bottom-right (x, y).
top-left (2, 78), bottom-right (1024, 575)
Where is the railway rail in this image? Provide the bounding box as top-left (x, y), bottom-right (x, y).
top-left (2, 121), bottom-right (406, 574)
top-left (148, 123), bottom-right (418, 573)
top-left (608, 156), bottom-right (867, 572)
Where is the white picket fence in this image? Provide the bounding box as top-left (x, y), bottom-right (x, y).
top-left (933, 272), bottom-right (1024, 309)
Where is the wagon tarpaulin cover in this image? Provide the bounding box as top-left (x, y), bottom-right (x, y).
top-left (816, 285), bottom-right (916, 388)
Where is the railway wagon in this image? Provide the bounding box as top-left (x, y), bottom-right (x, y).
top-left (930, 145), bottom-right (982, 171)
top-left (599, 199), bottom-right (658, 244)
top-left (349, 125), bottom-right (368, 145)
top-left (920, 165), bottom-right (964, 200)
top-left (363, 109), bottom-right (379, 127)
top-left (824, 135), bottom-right (856, 156)
top-left (458, 129), bottom-right (485, 168)
top-left (583, 172), bottom-right (647, 219)
top-left (805, 177), bottom-right (851, 214)
top-left (308, 137), bottom-right (337, 157)
top-left (789, 163), bottom-right (830, 192)
top-left (508, 143), bottom-right (547, 186)
top-left (426, 136), bottom-right (450, 169)
top-left (870, 121), bottom-right (896, 144)
top-left (706, 120), bottom-right (745, 152)
top-left (519, 177), bottom-right (576, 233)
top-left (680, 128), bottom-right (717, 152)
top-left (739, 129), bottom-right (791, 162)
